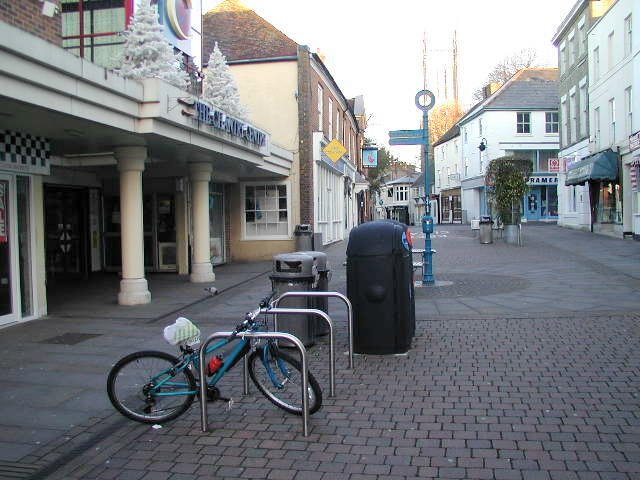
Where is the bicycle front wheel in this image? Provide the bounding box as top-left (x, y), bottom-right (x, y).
top-left (248, 347), bottom-right (322, 415)
top-left (107, 350), bottom-right (196, 424)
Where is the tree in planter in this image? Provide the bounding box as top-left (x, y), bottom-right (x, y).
top-left (485, 156), bottom-right (532, 226)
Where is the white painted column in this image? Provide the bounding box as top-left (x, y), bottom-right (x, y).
top-left (189, 163), bottom-right (215, 283)
top-left (115, 146), bottom-right (151, 305)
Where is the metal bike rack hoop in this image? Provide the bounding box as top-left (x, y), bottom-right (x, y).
top-left (260, 307), bottom-right (335, 398)
top-left (199, 331), bottom-right (310, 437)
top-left (273, 291), bottom-right (354, 370)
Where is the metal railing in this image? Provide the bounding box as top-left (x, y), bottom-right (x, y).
top-left (272, 291), bottom-right (354, 369)
top-left (258, 307), bottom-right (335, 397)
top-left (199, 331), bottom-right (311, 437)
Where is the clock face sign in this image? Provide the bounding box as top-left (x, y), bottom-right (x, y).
top-left (166, 0), bottom-right (192, 40)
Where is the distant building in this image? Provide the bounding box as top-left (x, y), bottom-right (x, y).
top-left (377, 174), bottom-right (421, 224)
top-left (457, 69), bottom-right (560, 223)
top-left (433, 124), bottom-right (462, 223)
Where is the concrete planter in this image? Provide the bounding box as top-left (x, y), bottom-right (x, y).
top-left (503, 225), bottom-right (521, 245)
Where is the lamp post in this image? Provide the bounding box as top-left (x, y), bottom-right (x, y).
top-left (416, 90), bottom-right (436, 285)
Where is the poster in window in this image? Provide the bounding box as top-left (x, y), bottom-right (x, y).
top-left (0, 181), bottom-right (6, 243)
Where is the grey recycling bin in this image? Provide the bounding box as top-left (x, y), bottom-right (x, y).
top-left (479, 216), bottom-right (493, 244)
top-left (297, 251), bottom-right (331, 336)
top-left (294, 224), bottom-right (314, 251)
top-left (270, 253), bottom-right (316, 346)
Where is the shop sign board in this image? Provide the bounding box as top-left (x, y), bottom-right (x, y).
top-left (548, 158), bottom-right (560, 172)
top-left (527, 176), bottom-right (558, 185)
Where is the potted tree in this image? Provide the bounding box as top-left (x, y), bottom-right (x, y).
top-left (485, 156), bottom-right (532, 245)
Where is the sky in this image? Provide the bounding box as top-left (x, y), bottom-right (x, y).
top-left (203, 0), bottom-right (577, 166)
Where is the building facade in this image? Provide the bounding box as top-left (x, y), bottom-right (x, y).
top-left (458, 69), bottom-right (560, 223)
top-left (562, 0), bottom-right (638, 238)
top-left (433, 125), bottom-right (463, 224)
top-left (553, 0), bottom-right (618, 233)
top-left (203, 0), bottom-right (367, 251)
top-left (0, 3), bottom-right (293, 326)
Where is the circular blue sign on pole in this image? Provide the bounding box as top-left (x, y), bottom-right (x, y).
top-left (415, 90), bottom-right (435, 112)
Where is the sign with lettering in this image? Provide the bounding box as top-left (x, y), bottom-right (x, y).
top-left (548, 158), bottom-right (560, 172)
top-left (323, 139), bottom-right (347, 162)
top-left (193, 101), bottom-right (267, 147)
top-left (527, 176), bottom-right (558, 185)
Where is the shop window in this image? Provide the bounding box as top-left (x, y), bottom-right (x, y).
top-left (598, 182), bottom-right (622, 224)
top-left (243, 183), bottom-right (289, 239)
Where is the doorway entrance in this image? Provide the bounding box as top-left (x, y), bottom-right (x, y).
top-left (44, 186), bottom-right (89, 281)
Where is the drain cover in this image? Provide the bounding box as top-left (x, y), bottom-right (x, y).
top-left (39, 333), bottom-right (101, 345)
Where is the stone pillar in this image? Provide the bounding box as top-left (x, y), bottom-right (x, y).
top-left (189, 163), bottom-right (215, 283)
top-left (115, 146), bottom-right (151, 305)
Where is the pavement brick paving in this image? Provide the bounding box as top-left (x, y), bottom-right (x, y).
top-left (0, 223), bottom-right (639, 479)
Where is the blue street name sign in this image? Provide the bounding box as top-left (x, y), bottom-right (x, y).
top-left (389, 137), bottom-right (429, 146)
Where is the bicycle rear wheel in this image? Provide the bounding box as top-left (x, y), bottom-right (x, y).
top-left (248, 346), bottom-right (322, 415)
top-left (107, 350), bottom-right (196, 424)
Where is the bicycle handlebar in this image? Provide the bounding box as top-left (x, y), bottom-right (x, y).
top-left (230, 291), bottom-right (277, 336)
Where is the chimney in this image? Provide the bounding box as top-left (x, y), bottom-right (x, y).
top-left (483, 82), bottom-right (501, 99)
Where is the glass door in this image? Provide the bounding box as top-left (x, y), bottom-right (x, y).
top-left (526, 189), bottom-right (541, 221)
top-left (209, 184), bottom-right (225, 265)
top-left (0, 175), bottom-right (19, 325)
top-left (44, 186), bottom-right (88, 279)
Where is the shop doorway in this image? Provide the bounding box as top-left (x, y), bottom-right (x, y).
top-left (526, 190), bottom-right (541, 221)
top-left (44, 186), bottom-right (90, 281)
top-left (0, 176), bottom-right (19, 325)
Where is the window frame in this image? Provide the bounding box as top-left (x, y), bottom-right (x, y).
top-left (317, 85), bottom-right (324, 132)
top-left (516, 112), bottom-right (531, 134)
top-left (545, 111), bottom-right (559, 134)
top-left (241, 181), bottom-right (291, 241)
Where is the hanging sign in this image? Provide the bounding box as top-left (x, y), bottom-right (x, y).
top-left (548, 158), bottom-right (560, 172)
top-left (0, 181), bottom-right (7, 243)
top-left (362, 147), bottom-right (378, 168)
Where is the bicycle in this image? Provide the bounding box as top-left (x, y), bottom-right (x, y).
top-left (106, 294), bottom-right (323, 424)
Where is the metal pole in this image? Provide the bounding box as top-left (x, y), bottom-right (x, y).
top-left (423, 109), bottom-right (435, 284)
top-left (273, 291), bottom-right (353, 369)
top-left (242, 355), bottom-right (250, 395)
top-left (199, 331), bottom-right (310, 436)
top-left (263, 307), bottom-right (335, 398)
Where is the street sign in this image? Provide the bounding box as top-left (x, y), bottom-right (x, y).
top-left (389, 129), bottom-right (425, 138)
top-left (389, 137), bottom-right (429, 146)
top-left (323, 139), bottom-right (347, 162)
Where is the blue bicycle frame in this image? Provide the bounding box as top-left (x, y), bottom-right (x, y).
top-left (149, 332), bottom-right (290, 399)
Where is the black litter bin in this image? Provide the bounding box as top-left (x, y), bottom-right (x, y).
top-left (346, 220), bottom-right (415, 354)
top-left (294, 224), bottom-right (314, 251)
top-left (270, 253), bottom-right (316, 346)
top-left (297, 250), bottom-right (331, 336)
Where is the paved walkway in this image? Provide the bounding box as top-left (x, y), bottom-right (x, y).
top-left (0, 224), bottom-right (638, 480)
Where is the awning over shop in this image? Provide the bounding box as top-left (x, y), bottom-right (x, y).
top-left (565, 149), bottom-right (619, 186)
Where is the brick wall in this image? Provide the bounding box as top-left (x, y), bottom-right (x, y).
top-left (0, 0), bottom-right (61, 45)
top-left (297, 45), bottom-right (314, 225)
